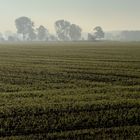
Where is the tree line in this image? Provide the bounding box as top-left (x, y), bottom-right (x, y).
top-left (0, 16), bottom-right (104, 42)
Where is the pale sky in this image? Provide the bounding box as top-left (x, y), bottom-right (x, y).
top-left (0, 0), bottom-right (140, 33)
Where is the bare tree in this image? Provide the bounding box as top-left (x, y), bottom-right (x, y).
top-left (93, 26), bottom-right (104, 40)
top-left (55, 20), bottom-right (82, 41)
top-left (69, 24), bottom-right (82, 41)
top-left (15, 17), bottom-right (35, 41)
top-left (55, 20), bottom-right (71, 41)
top-left (37, 25), bottom-right (49, 41)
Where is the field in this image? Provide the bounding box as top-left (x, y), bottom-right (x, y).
top-left (0, 42), bottom-right (140, 139)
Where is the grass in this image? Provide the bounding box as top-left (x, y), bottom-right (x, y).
top-left (0, 42), bottom-right (140, 139)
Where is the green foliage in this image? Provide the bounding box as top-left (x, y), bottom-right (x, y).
top-left (0, 42), bottom-right (140, 139)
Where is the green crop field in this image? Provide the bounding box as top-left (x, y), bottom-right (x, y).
top-left (0, 42), bottom-right (140, 139)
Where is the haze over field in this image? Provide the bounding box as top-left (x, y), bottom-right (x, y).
top-left (0, 1), bottom-right (140, 139)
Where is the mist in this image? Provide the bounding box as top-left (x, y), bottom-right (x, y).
top-left (0, 16), bottom-right (140, 42)
top-left (0, 0), bottom-right (140, 42)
